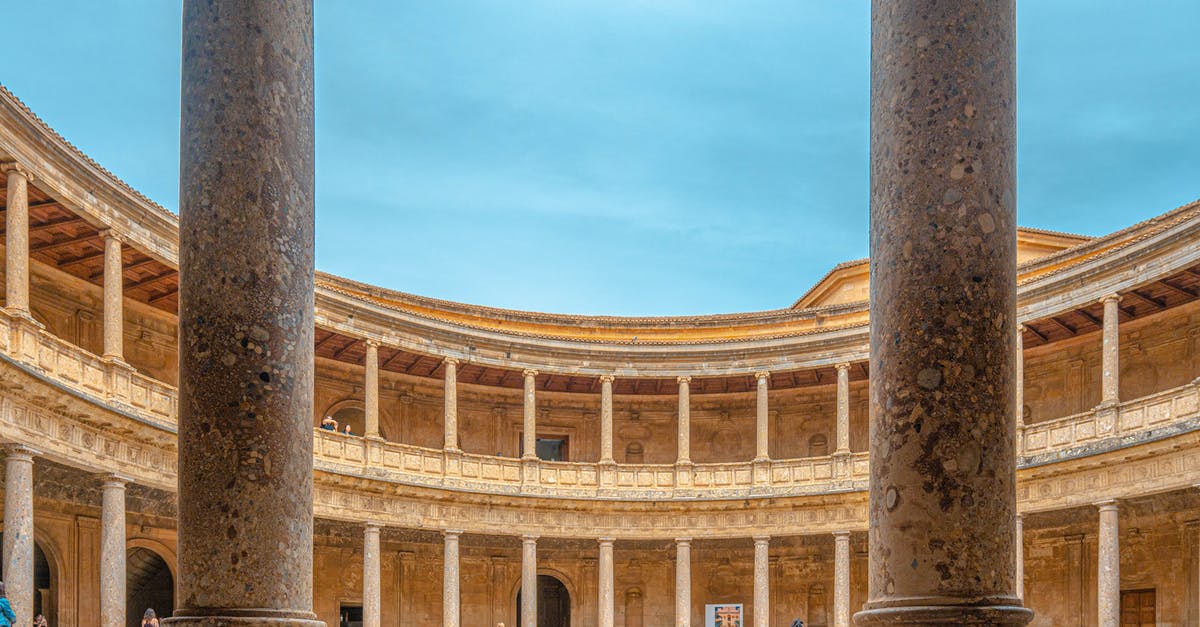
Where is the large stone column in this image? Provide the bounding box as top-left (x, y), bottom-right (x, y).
top-left (833, 532), bottom-right (851, 627)
top-left (598, 537), bottom-right (615, 627)
top-left (675, 538), bottom-right (691, 627)
top-left (1100, 294), bottom-right (1122, 406)
top-left (3, 446), bottom-right (35, 627)
top-left (2, 162), bottom-right (32, 319)
top-left (444, 358), bottom-right (459, 451)
top-left (754, 373), bottom-right (770, 461)
top-left (599, 375), bottom-right (615, 464)
top-left (363, 524), bottom-right (381, 627)
top-left (172, 2), bottom-right (319, 625)
top-left (99, 475), bottom-right (128, 627)
top-left (521, 535), bottom-right (538, 627)
top-left (676, 377), bottom-right (691, 464)
top-left (1097, 501), bottom-right (1120, 627)
top-left (859, 1), bottom-right (1029, 624)
top-left (364, 341), bottom-right (380, 439)
top-left (101, 230), bottom-right (126, 361)
top-left (1015, 514), bottom-right (1024, 602)
top-left (443, 530), bottom-right (461, 627)
top-left (753, 536), bottom-right (769, 627)
top-left (835, 363), bottom-right (851, 454)
top-left (522, 369), bottom-right (538, 460)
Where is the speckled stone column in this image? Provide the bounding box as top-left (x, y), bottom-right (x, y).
top-left (753, 536), bottom-right (769, 627)
top-left (364, 341), bottom-right (380, 439)
top-left (1014, 514), bottom-right (1024, 602)
top-left (859, 1), bottom-right (1029, 624)
top-left (600, 376), bottom-right (615, 464)
top-left (835, 363), bottom-right (851, 454)
top-left (2, 446), bottom-right (35, 627)
top-left (2, 162), bottom-right (32, 318)
top-left (363, 524), bottom-right (381, 627)
top-left (598, 537), bottom-right (615, 627)
top-left (443, 530), bottom-right (461, 627)
top-left (173, 1), bottom-right (319, 625)
top-left (1097, 501), bottom-right (1119, 627)
top-left (1100, 294), bottom-right (1122, 406)
top-left (676, 377), bottom-right (691, 464)
top-left (521, 535), bottom-right (537, 627)
top-left (522, 369), bottom-right (538, 460)
top-left (101, 230), bottom-right (125, 361)
top-left (1015, 327), bottom-right (1025, 429)
top-left (99, 475), bottom-right (128, 627)
top-left (443, 358), bottom-right (459, 451)
top-left (754, 373), bottom-right (770, 461)
top-left (834, 531), bottom-right (850, 627)
top-left (675, 538), bottom-right (691, 627)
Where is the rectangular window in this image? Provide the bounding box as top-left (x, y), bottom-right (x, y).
top-left (519, 434), bottom-right (569, 461)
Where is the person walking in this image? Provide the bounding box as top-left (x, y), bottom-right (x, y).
top-left (0, 582), bottom-right (15, 627)
top-left (141, 609), bottom-right (160, 627)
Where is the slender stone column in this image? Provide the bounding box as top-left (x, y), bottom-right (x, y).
top-left (1015, 514), bottom-right (1024, 602)
top-left (173, 2), bottom-right (319, 625)
top-left (600, 375), bottom-right (615, 464)
top-left (834, 532), bottom-right (851, 627)
top-left (1101, 294), bottom-right (1122, 406)
top-left (859, 1), bottom-right (1028, 625)
top-left (754, 373), bottom-right (770, 461)
top-left (1015, 327), bottom-right (1025, 429)
top-left (598, 538), bottom-right (615, 627)
top-left (3, 446), bottom-right (35, 627)
top-left (676, 377), bottom-right (691, 464)
top-left (753, 536), bottom-right (769, 627)
top-left (443, 530), bottom-right (461, 627)
top-left (675, 538), bottom-right (691, 627)
top-left (443, 358), bottom-right (459, 451)
top-left (365, 341), bottom-right (380, 439)
top-left (363, 524), bottom-right (381, 627)
top-left (835, 363), bottom-right (851, 454)
top-left (521, 535), bottom-right (538, 627)
top-left (99, 475), bottom-right (128, 627)
top-left (2, 162), bottom-right (32, 318)
top-left (522, 369), bottom-right (538, 460)
top-left (100, 230), bottom-right (126, 361)
top-left (1097, 501), bottom-right (1120, 627)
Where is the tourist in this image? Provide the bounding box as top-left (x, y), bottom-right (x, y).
top-left (789, 620), bottom-right (804, 627)
top-left (0, 582), bottom-right (14, 627)
top-left (342, 423), bottom-right (353, 436)
top-left (141, 608), bottom-right (160, 627)
top-left (320, 415), bottom-right (338, 431)
top-left (33, 615), bottom-right (47, 627)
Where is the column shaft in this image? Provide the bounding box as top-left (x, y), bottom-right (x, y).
top-left (522, 370), bottom-right (538, 460)
top-left (861, 1), bottom-right (1027, 624)
top-left (3, 448), bottom-right (35, 627)
top-left (1015, 514), bottom-right (1024, 602)
top-left (444, 358), bottom-right (459, 450)
top-left (675, 538), bottom-right (691, 627)
top-left (365, 342), bottom-right (380, 439)
top-left (754, 373), bottom-right (770, 461)
top-left (100, 477), bottom-right (127, 627)
top-left (1015, 328), bottom-right (1025, 428)
top-left (522, 536), bottom-right (537, 627)
top-left (598, 538), bottom-right (615, 627)
top-left (443, 530), bottom-right (461, 627)
top-left (364, 525), bottom-right (381, 627)
top-left (676, 377), bottom-right (691, 464)
top-left (753, 537), bottom-right (769, 627)
top-left (1098, 502), bottom-right (1120, 627)
top-left (1101, 295), bottom-right (1121, 405)
top-left (102, 232), bottom-right (125, 361)
top-left (835, 363), bottom-right (851, 453)
top-left (2, 163), bottom-right (31, 317)
top-left (600, 376), bottom-right (615, 463)
top-left (174, 1), bottom-right (318, 624)
top-left (834, 532), bottom-right (851, 627)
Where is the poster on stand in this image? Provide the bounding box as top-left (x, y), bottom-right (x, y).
top-left (704, 603), bottom-right (744, 627)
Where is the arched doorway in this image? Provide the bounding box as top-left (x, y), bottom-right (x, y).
top-left (516, 574), bottom-right (571, 627)
top-left (126, 547), bottom-right (173, 627)
top-left (0, 536), bottom-right (56, 625)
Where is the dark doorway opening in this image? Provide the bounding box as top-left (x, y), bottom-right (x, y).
top-left (0, 536), bottom-right (55, 626)
top-left (339, 604), bottom-right (363, 627)
top-left (126, 547), bottom-right (173, 627)
top-left (517, 574), bottom-right (571, 627)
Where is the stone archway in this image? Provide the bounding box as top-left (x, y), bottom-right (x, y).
top-left (516, 574), bottom-right (572, 627)
top-left (126, 546), bottom-right (174, 627)
top-left (0, 534), bottom-right (57, 626)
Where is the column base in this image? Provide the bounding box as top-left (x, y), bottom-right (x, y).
top-left (164, 611), bottom-right (324, 627)
top-left (855, 604), bottom-right (1032, 626)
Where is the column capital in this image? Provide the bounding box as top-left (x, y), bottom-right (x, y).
top-left (1100, 293), bottom-right (1122, 305)
top-left (97, 473), bottom-right (132, 488)
top-left (1095, 499), bottom-right (1120, 511)
top-left (598, 537), bottom-right (615, 546)
top-left (3, 444), bottom-right (40, 462)
top-left (753, 535), bottom-right (770, 545)
top-left (442, 529), bottom-right (463, 538)
top-left (97, 228), bottom-right (126, 245)
top-left (522, 368), bottom-right (539, 378)
top-left (364, 521), bottom-right (384, 533)
top-left (599, 374), bottom-right (615, 384)
top-left (676, 376), bottom-right (691, 385)
top-left (522, 534), bottom-right (538, 544)
top-left (443, 356), bottom-right (459, 366)
top-left (674, 537), bottom-right (692, 546)
top-left (364, 338), bottom-right (380, 349)
top-left (0, 161), bottom-right (33, 182)
top-left (835, 362), bottom-right (851, 372)
top-left (833, 530), bottom-right (852, 540)
top-left (754, 371), bottom-right (770, 382)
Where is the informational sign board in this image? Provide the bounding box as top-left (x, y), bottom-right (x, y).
top-left (704, 604), bottom-right (744, 627)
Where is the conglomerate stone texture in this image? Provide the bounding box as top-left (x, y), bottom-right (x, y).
top-left (172, 0), bottom-right (319, 624)
top-left (860, 0), bottom-right (1030, 624)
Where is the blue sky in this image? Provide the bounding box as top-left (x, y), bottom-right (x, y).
top-left (4, 2), bottom-right (1198, 315)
